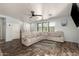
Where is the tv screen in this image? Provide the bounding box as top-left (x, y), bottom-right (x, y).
top-left (71, 3), bottom-right (79, 27)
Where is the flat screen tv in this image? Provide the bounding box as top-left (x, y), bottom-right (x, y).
top-left (71, 3), bottom-right (79, 27)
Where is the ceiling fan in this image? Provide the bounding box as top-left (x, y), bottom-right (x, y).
top-left (30, 11), bottom-right (42, 18)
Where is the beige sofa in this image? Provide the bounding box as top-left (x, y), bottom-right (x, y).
top-left (22, 31), bottom-right (64, 46)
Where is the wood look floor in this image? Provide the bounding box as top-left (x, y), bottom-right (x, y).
top-left (0, 39), bottom-right (79, 56)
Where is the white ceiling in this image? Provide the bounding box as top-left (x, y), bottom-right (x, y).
top-left (0, 3), bottom-right (72, 21)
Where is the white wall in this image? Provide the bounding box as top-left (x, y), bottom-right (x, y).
top-left (77, 27), bottom-right (79, 43)
top-left (48, 16), bottom-right (78, 43)
top-left (0, 18), bottom-right (3, 39)
top-left (5, 16), bottom-right (22, 41)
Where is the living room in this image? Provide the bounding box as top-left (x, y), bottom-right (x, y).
top-left (0, 3), bottom-right (79, 56)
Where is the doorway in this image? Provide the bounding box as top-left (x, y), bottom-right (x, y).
top-left (0, 17), bottom-right (6, 44)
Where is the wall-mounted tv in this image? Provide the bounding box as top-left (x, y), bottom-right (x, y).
top-left (71, 3), bottom-right (79, 27)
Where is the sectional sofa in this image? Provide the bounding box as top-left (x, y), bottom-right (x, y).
top-left (22, 31), bottom-right (64, 46)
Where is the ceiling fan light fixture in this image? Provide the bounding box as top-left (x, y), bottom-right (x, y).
top-left (30, 10), bottom-right (42, 17)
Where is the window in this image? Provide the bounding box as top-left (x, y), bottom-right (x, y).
top-left (37, 22), bottom-right (55, 32)
top-left (42, 22), bottom-right (49, 32)
top-left (49, 22), bottom-right (55, 32)
top-left (37, 23), bottom-right (42, 32)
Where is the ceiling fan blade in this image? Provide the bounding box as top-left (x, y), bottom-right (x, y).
top-left (34, 15), bottom-right (42, 16)
top-left (28, 11), bottom-right (43, 18)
